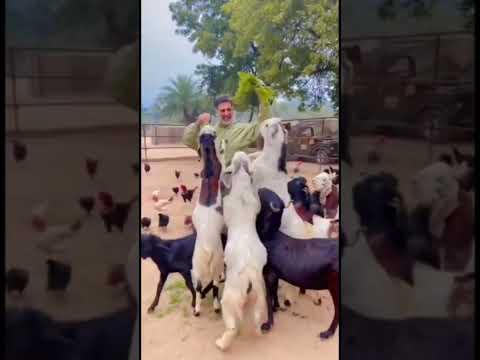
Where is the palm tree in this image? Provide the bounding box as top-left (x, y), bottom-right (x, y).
top-left (153, 75), bottom-right (213, 124)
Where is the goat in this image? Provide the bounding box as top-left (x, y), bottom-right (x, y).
top-left (215, 152), bottom-right (268, 351)
top-left (343, 172), bottom-right (466, 320)
top-left (312, 171), bottom-right (339, 219)
top-left (191, 125), bottom-right (225, 316)
top-left (5, 306), bottom-right (135, 360)
top-left (284, 176), bottom-right (339, 306)
top-left (140, 232), bottom-right (225, 314)
top-left (251, 117), bottom-right (332, 240)
top-left (411, 161), bottom-right (474, 272)
top-left (256, 188), bottom-right (339, 339)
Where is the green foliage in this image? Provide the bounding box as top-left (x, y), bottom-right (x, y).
top-left (170, 0), bottom-right (338, 110)
top-left (6, 0), bottom-right (138, 48)
top-left (233, 72), bottom-right (277, 112)
top-left (152, 75), bottom-right (214, 124)
top-left (377, 0), bottom-right (474, 31)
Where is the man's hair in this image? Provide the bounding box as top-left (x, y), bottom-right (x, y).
top-left (214, 96), bottom-right (233, 109)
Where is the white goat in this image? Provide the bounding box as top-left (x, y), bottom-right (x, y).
top-left (191, 125), bottom-right (225, 315)
top-left (252, 118), bottom-right (332, 239)
top-left (412, 161), bottom-right (474, 272)
top-left (216, 152), bottom-right (268, 351)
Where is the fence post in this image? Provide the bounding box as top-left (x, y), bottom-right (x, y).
top-left (9, 47), bottom-right (20, 134)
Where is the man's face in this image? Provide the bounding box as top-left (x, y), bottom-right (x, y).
top-left (217, 101), bottom-right (234, 125)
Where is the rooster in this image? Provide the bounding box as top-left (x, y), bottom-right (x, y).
top-left (6, 268), bottom-right (29, 296)
top-left (184, 215), bottom-right (193, 228)
top-left (141, 217), bottom-right (151, 231)
top-left (85, 157), bottom-right (98, 179)
top-left (158, 213), bottom-right (170, 230)
top-left (152, 191), bottom-right (174, 211)
top-left (46, 259), bottom-right (71, 292)
top-left (180, 185), bottom-right (197, 203)
top-left (106, 264), bottom-right (126, 287)
top-left (12, 140), bottom-right (27, 162)
top-left (293, 160), bottom-right (303, 174)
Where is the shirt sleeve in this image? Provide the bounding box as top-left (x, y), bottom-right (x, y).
top-left (182, 122), bottom-right (204, 150)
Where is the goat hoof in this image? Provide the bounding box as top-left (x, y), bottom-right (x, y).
top-left (214, 308), bottom-right (221, 314)
top-left (314, 298), bottom-right (322, 306)
top-left (319, 330), bottom-right (334, 340)
top-left (284, 300), bottom-right (291, 307)
top-left (147, 307), bottom-right (155, 314)
top-left (193, 310), bottom-right (200, 317)
top-left (261, 323), bottom-right (273, 333)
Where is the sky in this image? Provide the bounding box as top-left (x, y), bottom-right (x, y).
top-left (141, 0), bottom-right (206, 109)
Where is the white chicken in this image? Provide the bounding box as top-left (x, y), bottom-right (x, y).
top-left (151, 190), bottom-right (174, 212)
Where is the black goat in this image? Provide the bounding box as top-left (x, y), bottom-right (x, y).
top-left (256, 188), bottom-right (339, 339)
top-left (140, 232), bottom-right (227, 315)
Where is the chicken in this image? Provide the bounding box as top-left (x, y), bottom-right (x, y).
top-left (152, 191), bottom-right (174, 211)
top-left (141, 217), bottom-right (151, 231)
top-left (180, 185), bottom-right (197, 203)
top-left (12, 140), bottom-right (27, 162)
top-left (85, 157), bottom-right (98, 179)
top-left (293, 160), bottom-right (303, 174)
top-left (6, 268), bottom-right (29, 296)
top-left (107, 264), bottom-right (126, 287)
top-left (158, 213), bottom-right (170, 230)
top-left (184, 215), bottom-right (193, 228)
top-left (78, 196), bottom-right (95, 215)
top-left (46, 259), bottom-right (71, 292)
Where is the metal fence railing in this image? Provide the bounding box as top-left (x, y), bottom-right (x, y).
top-left (5, 46), bottom-right (127, 136)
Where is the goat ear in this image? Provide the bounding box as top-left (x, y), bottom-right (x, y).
top-left (220, 172), bottom-right (233, 189)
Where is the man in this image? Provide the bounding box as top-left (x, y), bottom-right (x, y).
top-left (182, 95), bottom-right (271, 166)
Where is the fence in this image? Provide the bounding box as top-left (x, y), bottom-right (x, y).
top-left (5, 46), bottom-right (137, 137)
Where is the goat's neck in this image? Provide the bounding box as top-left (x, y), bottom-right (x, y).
top-left (261, 141), bottom-right (286, 171)
top-left (199, 156), bottom-right (222, 207)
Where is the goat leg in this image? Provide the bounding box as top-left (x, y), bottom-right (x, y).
top-left (200, 281), bottom-right (214, 299)
top-left (148, 273), bottom-right (168, 313)
top-left (181, 272), bottom-right (197, 310)
top-left (261, 268), bottom-right (277, 332)
top-left (319, 271), bottom-right (339, 340)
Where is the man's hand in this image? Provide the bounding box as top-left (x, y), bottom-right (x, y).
top-left (196, 113), bottom-right (211, 126)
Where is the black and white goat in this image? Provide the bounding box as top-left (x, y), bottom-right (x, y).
top-left (191, 125), bottom-right (225, 315)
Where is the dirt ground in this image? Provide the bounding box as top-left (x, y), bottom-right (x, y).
top-left (141, 136), bottom-right (474, 360)
top-left (141, 157), bottom-right (339, 360)
top-left (5, 128), bottom-right (139, 321)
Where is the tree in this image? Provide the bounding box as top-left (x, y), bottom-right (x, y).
top-left (377, 0), bottom-right (474, 31)
top-left (152, 75), bottom-right (214, 124)
top-left (169, 0), bottom-right (338, 110)
top-left (224, 0), bottom-right (338, 110)
top-left (6, 0), bottom-right (138, 49)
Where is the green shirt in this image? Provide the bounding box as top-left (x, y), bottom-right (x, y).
top-left (182, 104), bottom-right (271, 166)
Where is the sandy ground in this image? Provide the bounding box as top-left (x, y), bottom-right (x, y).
top-left (141, 158), bottom-right (339, 360)
top-left (5, 128), bottom-right (139, 321)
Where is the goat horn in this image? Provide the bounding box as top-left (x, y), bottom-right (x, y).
top-left (270, 202), bottom-right (281, 213)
